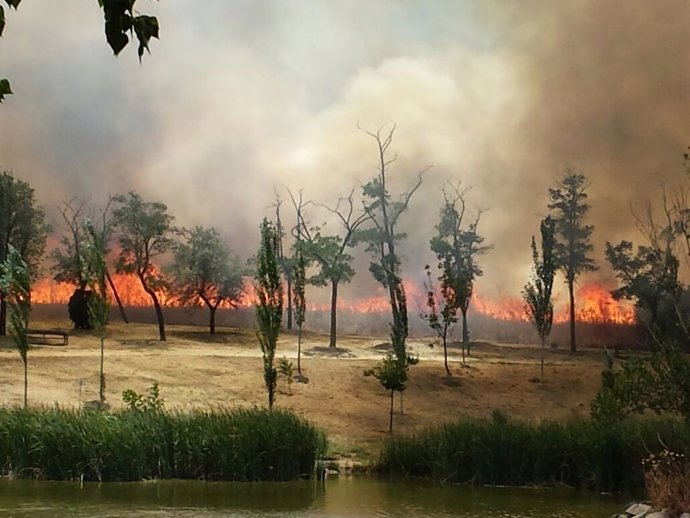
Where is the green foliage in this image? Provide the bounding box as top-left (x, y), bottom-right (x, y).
top-left (548, 169), bottom-right (597, 352)
top-left (425, 183), bottom-right (490, 365)
top-left (548, 170), bottom-right (597, 278)
top-left (169, 226), bottom-right (246, 334)
top-left (113, 191), bottom-right (173, 341)
top-left (0, 171), bottom-right (49, 285)
top-left (605, 240), bottom-right (678, 327)
top-left (0, 78), bottom-right (11, 102)
top-left (98, 0), bottom-right (159, 59)
top-left (0, 406), bottom-right (325, 481)
top-left (379, 415), bottom-right (690, 493)
top-left (255, 219), bottom-right (283, 409)
top-left (121, 382), bottom-right (164, 412)
top-left (293, 245), bottom-right (306, 329)
top-left (84, 219), bottom-right (111, 403)
top-left (278, 357), bottom-right (294, 394)
top-left (591, 341), bottom-right (690, 423)
top-left (0, 245), bottom-right (30, 407)
top-left (523, 217), bottom-right (556, 382)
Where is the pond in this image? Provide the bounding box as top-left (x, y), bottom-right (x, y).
top-left (0, 477), bottom-right (629, 517)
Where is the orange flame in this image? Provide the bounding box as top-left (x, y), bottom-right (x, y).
top-left (30, 275), bottom-right (635, 325)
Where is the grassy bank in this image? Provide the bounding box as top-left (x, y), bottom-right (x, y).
top-left (378, 414), bottom-right (690, 493)
top-left (0, 407), bottom-right (325, 482)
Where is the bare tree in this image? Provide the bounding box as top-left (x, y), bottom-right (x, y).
top-left (291, 189), bottom-right (369, 348)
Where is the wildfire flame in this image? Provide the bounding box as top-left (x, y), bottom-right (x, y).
top-left (30, 276), bottom-right (635, 325)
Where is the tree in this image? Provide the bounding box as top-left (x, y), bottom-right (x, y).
top-left (112, 191), bottom-right (173, 341)
top-left (422, 265), bottom-right (458, 375)
top-left (0, 171), bottom-right (49, 335)
top-left (360, 123), bottom-right (427, 424)
top-left (273, 193), bottom-right (294, 330)
top-left (605, 240), bottom-right (676, 329)
top-left (83, 220), bottom-right (110, 404)
top-left (293, 190), bottom-right (369, 348)
top-left (428, 182), bottom-right (489, 361)
top-left (523, 216), bottom-right (556, 383)
top-left (169, 226), bottom-right (245, 335)
top-left (293, 243), bottom-right (306, 376)
top-left (1, 0), bottom-right (160, 101)
top-left (255, 218), bottom-right (283, 410)
top-left (0, 245), bottom-right (30, 407)
top-left (51, 197), bottom-right (129, 324)
top-left (548, 170), bottom-right (597, 353)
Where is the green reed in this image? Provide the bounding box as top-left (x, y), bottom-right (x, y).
top-left (0, 406), bottom-right (325, 482)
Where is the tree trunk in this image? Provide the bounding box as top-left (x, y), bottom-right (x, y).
top-left (106, 270), bottom-right (129, 324)
top-left (297, 324), bottom-right (302, 375)
top-left (99, 337), bottom-right (105, 403)
top-left (329, 281), bottom-right (338, 348)
top-left (443, 335), bottom-right (450, 376)
top-left (0, 295), bottom-right (6, 336)
top-left (462, 309), bottom-right (469, 357)
top-left (141, 276), bottom-right (166, 341)
top-left (389, 389), bottom-right (394, 433)
top-left (209, 306), bottom-right (216, 335)
top-left (400, 390), bottom-right (403, 415)
top-left (23, 357), bottom-right (27, 408)
top-left (286, 278), bottom-right (293, 331)
top-left (568, 277), bottom-right (576, 354)
top-left (540, 335), bottom-right (545, 383)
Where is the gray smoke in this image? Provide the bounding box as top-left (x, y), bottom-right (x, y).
top-left (0, 1), bottom-right (688, 308)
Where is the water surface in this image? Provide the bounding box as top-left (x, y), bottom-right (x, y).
top-left (0, 477), bottom-right (628, 517)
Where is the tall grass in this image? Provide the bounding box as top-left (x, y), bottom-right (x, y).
top-left (378, 415), bottom-right (690, 493)
top-left (0, 407), bottom-right (325, 482)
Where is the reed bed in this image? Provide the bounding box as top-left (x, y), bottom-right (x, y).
top-left (378, 415), bottom-right (690, 493)
top-left (0, 406), bottom-right (325, 482)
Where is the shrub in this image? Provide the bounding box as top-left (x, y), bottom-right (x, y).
top-left (643, 448), bottom-right (690, 514)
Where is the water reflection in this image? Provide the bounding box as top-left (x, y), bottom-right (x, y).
top-left (0, 477), bottom-right (627, 517)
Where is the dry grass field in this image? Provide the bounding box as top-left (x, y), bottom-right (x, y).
top-left (0, 315), bottom-right (614, 459)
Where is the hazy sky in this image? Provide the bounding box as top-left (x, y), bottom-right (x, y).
top-left (1, 1), bottom-right (688, 305)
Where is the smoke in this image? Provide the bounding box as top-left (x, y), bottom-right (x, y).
top-left (0, 1), bottom-right (688, 307)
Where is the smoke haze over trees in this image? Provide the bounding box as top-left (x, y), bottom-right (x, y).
top-left (0, 2), bottom-right (688, 308)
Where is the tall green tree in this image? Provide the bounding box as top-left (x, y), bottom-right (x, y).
top-left (83, 220), bottom-right (110, 404)
top-left (428, 183), bottom-right (489, 361)
top-left (0, 245), bottom-right (30, 407)
top-left (1, 0), bottom-right (160, 101)
top-left (360, 123), bottom-right (426, 425)
top-left (0, 171), bottom-right (49, 335)
top-left (112, 191), bottom-right (173, 341)
top-left (255, 218), bottom-right (283, 410)
top-left (548, 170), bottom-right (597, 353)
top-left (293, 190), bottom-right (369, 348)
top-left (169, 226), bottom-right (245, 335)
top-left (293, 243), bottom-right (306, 376)
top-left (523, 216), bottom-right (556, 383)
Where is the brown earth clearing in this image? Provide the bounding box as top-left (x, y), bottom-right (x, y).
top-left (0, 316), bottom-right (615, 461)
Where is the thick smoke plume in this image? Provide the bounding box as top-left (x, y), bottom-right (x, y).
top-left (0, 1), bottom-right (688, 310)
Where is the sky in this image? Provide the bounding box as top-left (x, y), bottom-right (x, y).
top-left (0, 1), bottom-right (689, 306)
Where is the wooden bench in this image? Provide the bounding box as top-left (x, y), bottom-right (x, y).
top-left (26, 329), bottom-right (69, 346)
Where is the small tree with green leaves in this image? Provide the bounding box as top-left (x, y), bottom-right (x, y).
top-left (523, 216), bottom-right (556, 383)
top-left (84, 220), bottom-right (110, 404)
top-left (427, 182), bottom-right (489, 363)
top-left (422, 264), bottom-right (459, 376)
top-left (255, 219), bottom-right (283, 410)
top-left (293, 244), bottom-right (306, 375)
top-left (548, 170), bottom-right (597, 353)
top-left (170, 226), bottom-right (245, 335)
top-left (0, 245), bottom-right (30, 407)
top-left (364, 354), bottom-right (409, 432)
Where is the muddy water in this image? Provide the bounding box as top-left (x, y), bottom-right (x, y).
top-left (0, 477), bottom-right (628, 517)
